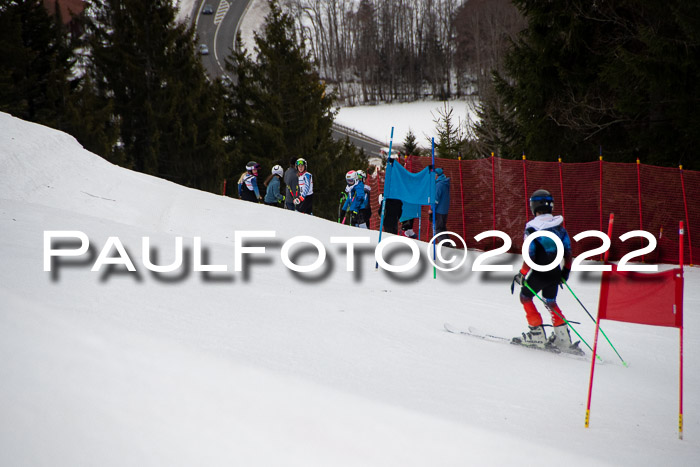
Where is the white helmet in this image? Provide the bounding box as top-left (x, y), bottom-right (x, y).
top-left (356, 169), bottom-right (366, 181)
top-left (272, 164), bottom-right (283, 176)
top-left (346, 170), bottom-right (358, 185)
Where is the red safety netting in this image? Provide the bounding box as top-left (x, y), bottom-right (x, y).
top-left (364, 155), bottom-right (698, 265)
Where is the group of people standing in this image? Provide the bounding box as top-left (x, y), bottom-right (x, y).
top-left (238, 154), bottom-right (578, 354)
top-left (237, 157), bottom-right (314, 215)
top-left (239, 153), bottom-right (581, 355)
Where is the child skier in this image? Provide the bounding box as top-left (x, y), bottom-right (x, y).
top-left (357, 170), bottom-right (371, 228)
top-left (293, 158), bottom-right (313, 214)
top-left (511, 189), bottom-right (583, 355)
top-left (339, 171), bottom-right (354, 223)
top-left (263, 164), bottom-right (285, 207)
top-left (238, 161), bottom-right (262, 202)
top-left (341, 170), bottom-right (366, 226)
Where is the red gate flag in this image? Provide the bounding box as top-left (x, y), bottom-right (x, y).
top-left (597, 266), bottom-right (684, 328)
top-left (586, 218), bottom-right (685, 440)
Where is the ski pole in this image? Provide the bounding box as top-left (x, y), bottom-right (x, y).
top-left (523, 280), bottom-right (601, 360)
top-left (418, 211), bottom-right (422, 240)
top-left (562, 280), bottom-right (627, 366)
top-left (341, 193), bottom-right (356, 225)
top-left (341, 209), bottom-right (351, 225)
top-left (375, 127), bottom-right (394, 269)
top-left (338, 193), bottom-right (349, 223)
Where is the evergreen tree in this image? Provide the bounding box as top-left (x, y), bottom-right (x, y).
top-left (481, 0), bottom-right (700, 168)
top-left (0, 0), bottom-right (119, 159)
top-left (63, 72), bottom-right (122, 163)
top-left (432, 101), bottom-right (463, 159)
top-left (84, 0), bottom-right (228, 191)
top-left (0, 0), bottom-right (72, 125)
top-left (402, 129), bottom-right (421, 157)
top-left (225, 0), bottom-right (366, 220)
top-left (471, 77), bottom-right (521, 158)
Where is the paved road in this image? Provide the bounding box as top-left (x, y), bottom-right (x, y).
top-left (191, 0), bottom-right (384, 157)
top-left (192, 0), bottom-right (249, 79)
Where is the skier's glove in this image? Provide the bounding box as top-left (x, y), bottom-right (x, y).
top-left (511, 272), bottom-right (525, 294)
top-left (293, 198), bottom-right (301, 205)
top-left (560, 267), bottom-right (570, 287)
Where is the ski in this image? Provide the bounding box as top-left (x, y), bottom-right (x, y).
top-left (444, 322), bottom-right (568, 356)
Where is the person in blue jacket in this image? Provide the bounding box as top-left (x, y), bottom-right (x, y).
top-left (356, 170), bottom-right (371, 229)
top-left (263, 164), bottom-right (285, 207)
top-left (433, 167), bottom-right (451, 241)
top-left (341, 170), bottom-right (366, 226)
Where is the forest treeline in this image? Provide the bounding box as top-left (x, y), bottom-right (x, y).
top-left (285, 0), bottom-right (523, 106)
top-left (287, 0), bottom-right (700, 169)
top-left (0, 0), bottom-right (365, 221)
top-left (2, 0), bottom-right (699, 217)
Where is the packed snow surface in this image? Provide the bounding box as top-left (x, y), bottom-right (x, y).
top-left (1, 111), bottom-right (699, 465)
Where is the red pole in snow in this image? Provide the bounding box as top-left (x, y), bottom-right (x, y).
top-left (679, 166), bottom-right (693, 266)
top-left (558, 157), bottom-right (566, 228)
top-left (491, 152), bottom-right (496, 249)
top-left (679, 220), bottom-right (684, 440)
top-left (458, 155), bottom-right (466, 242)
top-left (599, 153), bottom-right (604, 260)
top-left (636, 159), bottom-right (645, 261)
top-left (522, 153), bottom-right (529, 222)
top-left (585, 213), bottom-right (614, 429)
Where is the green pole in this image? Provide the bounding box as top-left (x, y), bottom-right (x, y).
top-left (563, 280), bottom-right (627, 367)
top-left (523, 280), bottom-right (602, 361)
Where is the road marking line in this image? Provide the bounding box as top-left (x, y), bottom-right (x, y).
top-left (214, 0), bottom-right (230, 25)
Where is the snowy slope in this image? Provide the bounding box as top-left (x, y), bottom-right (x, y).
top-left (0, 112), bottom-right (698, 465)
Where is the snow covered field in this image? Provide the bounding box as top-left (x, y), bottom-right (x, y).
top-left (1, 112), bottom-right (699, 465)
top-left (335, 100), bottom-right (474, 149)
top-left (178, 0), bottom-right (473, 149)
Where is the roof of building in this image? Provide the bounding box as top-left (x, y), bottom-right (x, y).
top-left (43, 0), bottom-right (85, 24)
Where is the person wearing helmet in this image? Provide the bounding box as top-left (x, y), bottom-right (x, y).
top-left (264, 164), bottom-right (285, 207)
top-left (356, 170), bottom-right (372, 229)
top-left (511, 189), bottom-right (582, 355)
top-left (294, 158), bottom-right (313, 214)
top-left (341, 170), bottom-right (366, 226)
top-left (238, 161), bottom-right (262, 203)
top-left (339, 170), bottom-right (356, 223)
